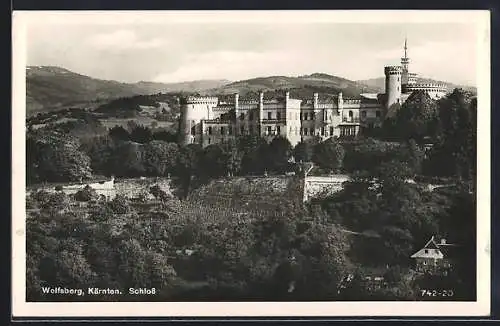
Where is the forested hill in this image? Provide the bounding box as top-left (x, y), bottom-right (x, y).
top-left (203, 73), bottom-right (381, 98)
top-left (26, 66), bottom-right (229, 115)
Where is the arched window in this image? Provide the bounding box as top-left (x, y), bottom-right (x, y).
top-left (349, 110), bottom-right (353, 117)
top-left (361, 111), bottom-right (367, 118)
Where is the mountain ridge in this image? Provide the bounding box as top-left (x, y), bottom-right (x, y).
top-left (26, 66), bottom-right (476, 115)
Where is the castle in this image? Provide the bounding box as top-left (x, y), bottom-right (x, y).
top-left (179, 39), bottom-right (448, 147)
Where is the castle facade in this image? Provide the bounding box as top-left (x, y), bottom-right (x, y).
top-left (179, 39), bottom-right (449, 147)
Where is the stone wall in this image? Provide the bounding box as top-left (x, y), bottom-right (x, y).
top-left (303, 175), bottom-right (350, 202)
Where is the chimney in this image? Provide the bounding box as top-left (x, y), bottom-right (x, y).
top-left (259, 91), bottom-right (264, 104)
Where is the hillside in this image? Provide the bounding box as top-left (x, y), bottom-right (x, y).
top-left (204, 73), bottom-right (381, 99)
top-left (26, 66), bottom-right (230, 115)
top-left (357, 77), bottom-right (477, 94)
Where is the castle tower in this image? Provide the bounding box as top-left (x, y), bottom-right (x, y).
top-left (179, 96), bottom-right (219, 145)
top-left (401, 38), bottom-right (410, 86)
top-left (384, 65), bottom-right (402, 110)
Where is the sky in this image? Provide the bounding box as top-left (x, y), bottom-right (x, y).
top-left (22, 12), bottom-right (483, 86)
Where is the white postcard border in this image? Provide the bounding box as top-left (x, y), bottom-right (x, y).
top-left (11, 10), bottom-right (491, 318)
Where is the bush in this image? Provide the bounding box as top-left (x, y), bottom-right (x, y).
top-left (74, 185), bottom-right (98, 202)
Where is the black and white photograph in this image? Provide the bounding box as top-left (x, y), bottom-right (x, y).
top-left (12, 10), bottom-right (490, 317)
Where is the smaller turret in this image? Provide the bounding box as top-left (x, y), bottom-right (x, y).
top-left (234, 93), bottom-right (239, 109)
top-left (258, 91), bottom-right (264, 123)
top-left (337, 92), bottom-right (343, 111)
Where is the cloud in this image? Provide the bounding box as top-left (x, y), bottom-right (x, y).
top-left (153, 50), bottom-right (289, 82)
top-left (87, 29), bottom-right (166, 51)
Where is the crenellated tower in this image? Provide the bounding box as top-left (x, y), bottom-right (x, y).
top-left (384, 65), bottom-right (402, 110)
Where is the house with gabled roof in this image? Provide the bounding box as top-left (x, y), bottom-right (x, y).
top-left (410, 236), bottom-right (458, 274)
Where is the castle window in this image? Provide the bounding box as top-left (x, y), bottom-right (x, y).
top-left (191, 126), bottom-right (196, 136)
top-left (208, 126), bottom-right (213, 135)
top-left (397, 86), bottom-right (400, 91)
top-left (424, 249), bottom-right (429, 254)
top-left (276, 126), bottom-right (281, 135)
top-left (398, 77), bottom-right (400, 82)
top-left (267, 126), bottom-right (272, 135)
top-left (330, 126), bottom-right (334, 136)
top-left (277, 112), bottom-right (281, 120)
top-left (397, 98), bottom-right (400, 103)
top-left (361, 111), bottom-right (367, 118)
top-left (321, 127), bottom-right (325, 136)
top-left (208, 137), bottom-right (211, 144)
top-left (376, 110), bottom-right (381, 118)
top-left (310, 112), bottom-right (314, 120)
top-left (220, 126), bottom-right (225, 135)
top-left (268, 112), bottom-right (272, 120)
top-left (348, 110), bottom-right (353, 118)
top-left (310, 128), bottom-right (315, 136)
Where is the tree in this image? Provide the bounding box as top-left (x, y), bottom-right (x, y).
top-left (379, 226), bottom-right (414, 265)
top-left (394, 90), bottom-right (440, 144)
top-left (109, 126), bottom-right (130, 141)
top-left (143, 141), bottom-right (179, 176)
top-left (80, 135), bottom-right (117, 177)
top-left (110, 141), bottom-right (145, 177)
top-left (36, 136), bottom-right (93, 183)
top-left (199, 144), bottom-right (228, 179)
top-left (220, 139), bottom-right (243, 177)
top-left (292, 140), bottom-right (316, 163)
top-left (108, 194), bottom-right (131, 214)
top-left (312, 138), bottom-right (345, 173)
top-left (74, 185), bottom-right (98, 202)
top-left (267, 136), bottom-right (293, 173)
top-left (173, 144), bottom-right (203, 198)
top-left (129, 125), bottom-right (153, 144)
top-left (237, 135), bottom-right (268, 175)
top-left (424, 89), bottom-right (476, 180)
